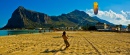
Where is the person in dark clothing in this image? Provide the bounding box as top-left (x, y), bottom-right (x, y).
top-left (62, 31), bottom-right (70, 50)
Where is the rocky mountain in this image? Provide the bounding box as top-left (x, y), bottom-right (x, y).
top-left (51, 10), bottom-right (98, 27)
top-left (3, 6), bottom-right (114, 29)
top-left (3, 6), bottom-right (52, 29)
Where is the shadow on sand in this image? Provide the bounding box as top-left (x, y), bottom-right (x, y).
top-left (40, 49), bottom-right (65, 53)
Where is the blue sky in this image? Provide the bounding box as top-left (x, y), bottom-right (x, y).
top-left (0, 0), bottom-right (130, 27)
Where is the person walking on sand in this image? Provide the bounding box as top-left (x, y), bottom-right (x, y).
top-left (62, 31), bottom-right (70, 50)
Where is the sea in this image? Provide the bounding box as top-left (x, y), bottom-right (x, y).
top-left (0, 30), bottom-right (51, 36)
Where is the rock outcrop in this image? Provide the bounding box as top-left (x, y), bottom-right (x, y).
top-left (3, 6), bottom-right (52, 29)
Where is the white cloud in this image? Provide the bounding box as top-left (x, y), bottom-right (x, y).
top-left (86, 9), bottom-right (130, 25)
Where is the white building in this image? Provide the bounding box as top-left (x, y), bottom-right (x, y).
top-left (95, 22), bottom-right (109, 31)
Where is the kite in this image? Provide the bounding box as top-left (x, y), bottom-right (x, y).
top-left (94, 2), bottom-right (98, 15)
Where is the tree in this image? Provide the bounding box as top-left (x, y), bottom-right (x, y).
top-left (50, 26), bottom-right (54, 30)
top-left (88, 26), bottom-right (97, 30)
top-left (81, 25), bottom-right (88, 30)
top-left (115, 24), bottom-right (122, 31)
top-left (128, 24), bottom-right (130, 28)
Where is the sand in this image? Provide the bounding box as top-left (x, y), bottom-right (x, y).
top-left (0, 31), bottom-right (130, 55)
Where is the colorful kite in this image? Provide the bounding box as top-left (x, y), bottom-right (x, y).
top-left (94, 2), bottom-right (98, 15)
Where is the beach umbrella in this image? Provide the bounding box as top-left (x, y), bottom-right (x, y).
top-left (93, 2), bottom-right (98, 15)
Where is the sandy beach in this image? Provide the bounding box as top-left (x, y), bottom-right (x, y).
top-left (0, 31), bottom-right (130, 55)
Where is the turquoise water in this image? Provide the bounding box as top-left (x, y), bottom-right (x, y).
top-left (0, 30), bottom-right (51, 36)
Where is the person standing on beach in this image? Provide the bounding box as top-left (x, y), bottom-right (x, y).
top-left (62, 31), bottom-right (70, 50)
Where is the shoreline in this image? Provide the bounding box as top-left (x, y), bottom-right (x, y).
top-left (0, 30), bottom-right (53, 36)
top-left (0, 29), bottom-right (130, 37)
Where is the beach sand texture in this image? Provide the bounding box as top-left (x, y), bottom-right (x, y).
top-left (0, 31), bottom-right (130, 55)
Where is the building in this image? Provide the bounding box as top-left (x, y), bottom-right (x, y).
top-left (78, 26), bottom-right (82, 30)
top-left (126, 24), bottom-right (130, 31)
top-left (95, 22), bottom-right (109, 31)
top-left (126, 27), bottom-right (130, 31)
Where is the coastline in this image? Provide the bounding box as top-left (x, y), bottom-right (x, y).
top-left (0, 30), bottom-right (52, 36)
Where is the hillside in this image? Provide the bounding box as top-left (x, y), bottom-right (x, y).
top-left (92, 16), bottom-right (114, 25)
top-left (3, 6), bottom-right (113, 29)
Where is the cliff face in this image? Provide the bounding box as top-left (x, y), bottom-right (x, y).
top-left (3, 6), bottom-right (51, 29)
top-left (3, 6), bottom-right (100, 29)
